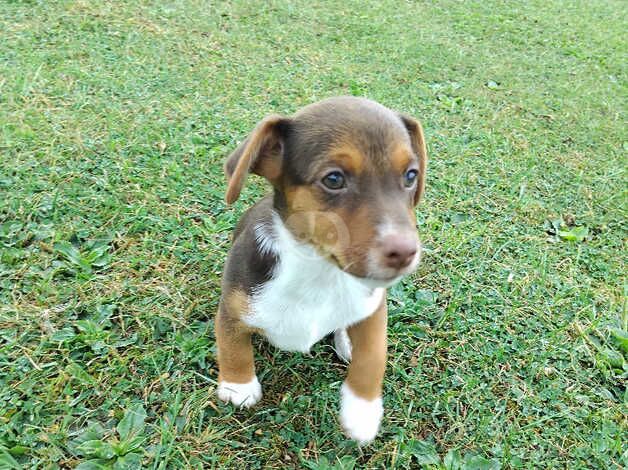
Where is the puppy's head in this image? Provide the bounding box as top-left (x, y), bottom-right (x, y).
top-left (225, 97), bottom-right (427, 285)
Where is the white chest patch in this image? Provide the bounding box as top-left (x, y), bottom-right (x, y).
top-left (243, 214), bottom-right (384, 353)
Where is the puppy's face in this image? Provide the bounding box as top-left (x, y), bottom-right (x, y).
top-left (225, 97), bottom-right (427, 285)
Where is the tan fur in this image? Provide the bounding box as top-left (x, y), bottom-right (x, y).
top-left (285, 186), bottom-right (323, 213)
top-left (328, 144), bottom-right (366, 174)
top-left (215, 289), bottom-right (256, 383)
top-left (390, 142), bottom-right (413, 174)
top-left (224, 115), bottom-right (285, 204)
top-left (283, 184), bottom-right (380, 275)
top-left (334, 204), bottom-right (377, 273)
top-left (345, 297), bottom-right (388, 400)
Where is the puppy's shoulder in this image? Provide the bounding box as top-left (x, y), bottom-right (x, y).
top-left (232, 195), bottom-right (274, 242)
top-left (223, 195), bottom-right (278, 295)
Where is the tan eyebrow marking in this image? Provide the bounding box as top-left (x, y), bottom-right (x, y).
top-left (390, 143), bottom-right (414, 173)
top-left (327, 142), bottom-right (365, 174)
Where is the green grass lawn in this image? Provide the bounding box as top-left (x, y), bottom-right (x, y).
top-left (1, 0), bottom-right (626, 468)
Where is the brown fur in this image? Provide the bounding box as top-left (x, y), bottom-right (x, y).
top-left (346, 298), bottom-right (388, 400)
top-left (224, 115), bottom-right (287, 204)
top-left (215, 290), bottom-right (256, 383)
top-left (398, 114), bottom-right (428, 205)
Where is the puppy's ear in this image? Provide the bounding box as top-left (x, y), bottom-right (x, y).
top-left (224, 115), bottom-right (290, 204)
top-left (398, 114), bottom-right (428, 205)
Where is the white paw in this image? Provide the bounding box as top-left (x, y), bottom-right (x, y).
top-left (217, 376), bottom-right (262, 408)
top-left (339, 382), bottom-right (383, 445)
top-left (334, 329), bottom-right (352, 363)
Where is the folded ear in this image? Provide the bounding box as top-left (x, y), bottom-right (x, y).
top-left (398, 114), bottom-right (428, 205)
top-left (224, 115), bottom-right (289, 204)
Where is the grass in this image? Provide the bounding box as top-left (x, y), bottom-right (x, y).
top-left (0, 0), bottom-right (626, 468)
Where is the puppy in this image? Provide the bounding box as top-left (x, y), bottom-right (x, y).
top-left (215, 96), bottom-right (427, 444)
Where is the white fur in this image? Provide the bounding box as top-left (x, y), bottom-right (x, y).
top-left (334, 329), bottom-right (352, 363)
top-left (254, 222), bottom-right (277, 256)
top-left (217, 376), bottom-right (262, 408)
top-left (376, 221), bottom-right (398, 239)
top-left (244, 213), bottom-right (385, 353)
top-left (340, 382), bottom-right (383, 445)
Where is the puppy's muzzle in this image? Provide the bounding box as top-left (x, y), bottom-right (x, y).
top-left (379, 233), bottom-right (418, 270)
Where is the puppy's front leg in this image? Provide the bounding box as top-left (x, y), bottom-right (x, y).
top-left (215, 299), bottom-right (261, 408)
top-left (340, 300), bottom-right (387, 444)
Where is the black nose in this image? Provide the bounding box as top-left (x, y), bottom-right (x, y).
top-left (381, 234), bottom-right (417, 269)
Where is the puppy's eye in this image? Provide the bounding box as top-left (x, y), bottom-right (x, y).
top-left (403, 169), bottom-right (418, 188)
top-left (321, 171), bottom-right (346, 190)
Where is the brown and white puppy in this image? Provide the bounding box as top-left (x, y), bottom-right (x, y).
top-left (215, 96), bottom-right (427, 444)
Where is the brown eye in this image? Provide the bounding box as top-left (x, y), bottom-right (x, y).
top-left (321, 171), bottom-right (346, 190)
top-left (403, 169), bottom-right (418, 188)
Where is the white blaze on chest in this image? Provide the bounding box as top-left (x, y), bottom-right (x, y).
top-left (243, 214), bottom-right (384, 353)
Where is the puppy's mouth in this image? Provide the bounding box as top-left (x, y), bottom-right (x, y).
top-left (332, 255), bottom-right (413, 287)
top-left (358, 269), bottom-right (412, 286)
